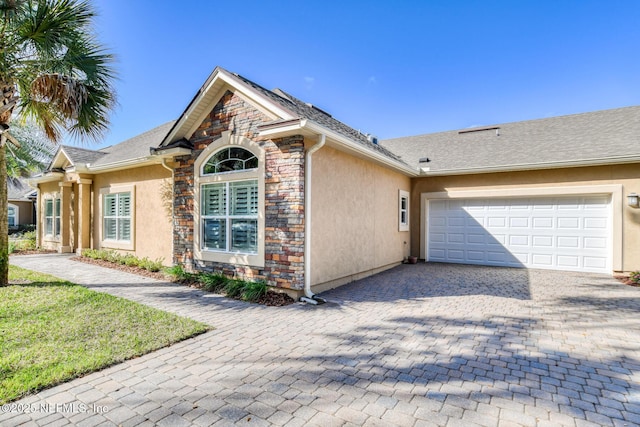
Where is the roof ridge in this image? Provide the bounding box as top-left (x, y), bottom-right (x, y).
top-left (61, 145), bottom-right (107, 154)
top-left (382, 105), bottom-right (640, 141)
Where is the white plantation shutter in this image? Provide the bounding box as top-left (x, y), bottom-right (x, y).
top-left (201, 180), bottom-right (258, 253)
top-left (119, 193), bottom-right (131, 216)
top-left (202, 184), bottom-right (226, 215)
top-left (103, 192), bottom-right (131, 241)
top-left (105, 194), bottom-right (117, 216)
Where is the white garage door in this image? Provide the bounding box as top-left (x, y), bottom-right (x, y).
top-left (427, 195), bottom-right (611, 273)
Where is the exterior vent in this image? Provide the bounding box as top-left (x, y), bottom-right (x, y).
top-left (419, 157), bottom-right (431, 163)
top-left (458, 126), bottom-right (500, 134)
top-left (366, 134), bottom-right (379, 145)
top-left (305, 103), bottom-right (332, 117)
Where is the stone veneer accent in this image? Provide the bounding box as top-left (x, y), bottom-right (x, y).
top-left (173, 91), bottom-right (306, 290)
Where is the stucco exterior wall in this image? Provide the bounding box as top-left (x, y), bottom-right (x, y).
top-left (311, 145), bottom-right (411, 289)
top-left (8, 200), bottom-right (34, 225)
top-left (411, 163), bottom-right (640, 272)
top-left (92, 165), bottom-right (173, 263)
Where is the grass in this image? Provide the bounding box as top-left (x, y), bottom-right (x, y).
top-left (0, 266), bottom-right (210, 404)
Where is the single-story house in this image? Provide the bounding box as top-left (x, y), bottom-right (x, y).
top-left (32, 66), bottom-right (640, 299)
top-left (8, 178), bottom-right (36, 229)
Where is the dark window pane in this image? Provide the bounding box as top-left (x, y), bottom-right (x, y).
top-left (203, 219), bottom-right (226, 250)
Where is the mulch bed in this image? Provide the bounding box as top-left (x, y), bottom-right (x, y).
top-left (10, 250), bottom-right (57, 256)
top-left (70, 256), bottom-right (295, 306)
top-left (71, 256), bottom-right (167, 280)
top-left (614, 275), bottom-right (640, 288)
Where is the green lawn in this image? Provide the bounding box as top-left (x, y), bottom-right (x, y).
top-left (0, 266), bottom-right (210, 404)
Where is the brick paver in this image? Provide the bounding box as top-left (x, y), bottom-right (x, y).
top-left (5, 254), bottom-right (640, 426)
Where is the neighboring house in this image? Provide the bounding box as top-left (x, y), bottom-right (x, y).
top-left (31, 66), bottom-right (640, 298)
top-left (8, 178), bottom-right (36, 229)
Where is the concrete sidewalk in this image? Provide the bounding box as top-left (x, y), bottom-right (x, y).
top-left (4, 254), bottom-right (640, 426)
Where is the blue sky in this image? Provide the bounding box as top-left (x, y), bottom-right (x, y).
top-left (90, 0), bottom-right (640, 148)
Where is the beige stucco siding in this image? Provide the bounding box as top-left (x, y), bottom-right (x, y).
top-left (311, 145), bottom-right (411, 288)
top-left (9, 200), bottom-right (34, 225)
top-left (92, 165), bottom-right (173, 263)
top-left (411, 163), bottom-right (640, 272)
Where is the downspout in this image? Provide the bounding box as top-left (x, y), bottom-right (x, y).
top-left (160, 158), bottom-right (175, 264)
top-left (300, 134), bottom-right (326, 305)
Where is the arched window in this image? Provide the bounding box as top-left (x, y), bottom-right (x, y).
top-left (202, 147), bottom-right (258, 174)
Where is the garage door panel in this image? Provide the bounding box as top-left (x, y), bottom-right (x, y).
top-left (427, 196), bottom-right (611, 273)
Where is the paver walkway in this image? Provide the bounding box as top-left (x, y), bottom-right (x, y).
top-left (4, 254), bottom-right (640, 426)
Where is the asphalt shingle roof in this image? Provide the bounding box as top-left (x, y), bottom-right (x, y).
top-left (60, 146), bottom-right (107, 165)
top-left (380, 106), bottom-right (640, 173)
top-left (93, 121), bottom-right (176, 166)
top-left (8, 178), bottom-right (34, 200)
top-left (57, 121), bottom-right (176, 168)
top-left (229, 71), bottom-right (404, 163)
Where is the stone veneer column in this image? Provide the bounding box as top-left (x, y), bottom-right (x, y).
top-left (58, 182), bottom-right (73, 253)
top-left (76, 178), bottom-right (92, 254)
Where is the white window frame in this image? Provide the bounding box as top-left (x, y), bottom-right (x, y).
top-left (201, 180), bottom-right (259, 254)
top-left (43, 196), bottom-right (61, 239)
top-left (194, 131), bottom-right (265, 267)
top-left (399, 190), bottom-right (410, 231)
top-left (99, 185), bottom-right (135, 250)
top-left (8, 203), bottom-right (18, 227)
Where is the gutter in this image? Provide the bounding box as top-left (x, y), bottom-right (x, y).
top-left (419, 154), bottom-right (640, 176)
top-left (259, 119), bottom-right (419, 177)
top-left (299, 134), bottom-right (327, 305)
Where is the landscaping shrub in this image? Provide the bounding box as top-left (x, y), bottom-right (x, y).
top-left (224, 279), bottom-right (245, 299)
top-left (200, 272), bottom-right (228, 293)
top-left (242, 280), bottom-right (267, 302)
top-left (165, 265), bottom-right (194, 282)
top-left (630, 271), bottom-right (640, 284)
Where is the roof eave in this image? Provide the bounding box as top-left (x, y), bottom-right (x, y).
top-left (29, 172), bottom-right (65, 185)
top-left (420, 155), bottom-right (640, 176)
top-left (259, 119), bottom-right (420, 177)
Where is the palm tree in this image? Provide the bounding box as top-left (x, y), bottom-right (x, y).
top-left (6, 120), bottom-right (56, 181)
top-left (0, 0), bottom-right (116, 285)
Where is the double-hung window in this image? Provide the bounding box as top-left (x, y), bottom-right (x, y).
top-left (45, 198), bottom-right (61, 237)
top-left (103, 192), bottom-right (131, 242)
top-left (202, 180), bottom-right (258, 253)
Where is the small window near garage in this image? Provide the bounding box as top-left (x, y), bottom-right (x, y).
top-left (399, 190), bottom-right (410, 231)
top-left (8, 204), bottom-right (17, 227)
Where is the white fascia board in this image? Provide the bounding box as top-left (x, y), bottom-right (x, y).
top-left (162, 69), bottom-right (223, 146)
top-left (28, 172), bottom-right (64, 184)
top-left (421, 155), bottom-right (640, 176)
top-left (153, 147), bottom-right (192, 158)
top-left (163, 68), bottom-right (297, 146)
top-left (303, 121), bottom-right (420, 177)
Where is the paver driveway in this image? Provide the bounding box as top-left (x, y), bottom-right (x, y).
top-left (5, 254), bottom-right (640, 427)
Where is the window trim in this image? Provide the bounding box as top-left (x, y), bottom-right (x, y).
top-left (43, 195), bottom-right (61, 240)
top-left (399, 190), bottom-right (410, 232)
top-left (8, 203), bottom-right (18, 227)
top-left (99, 185), bottom-right (135, 251)
top-left (194, 131), bottom-right (265, 267)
